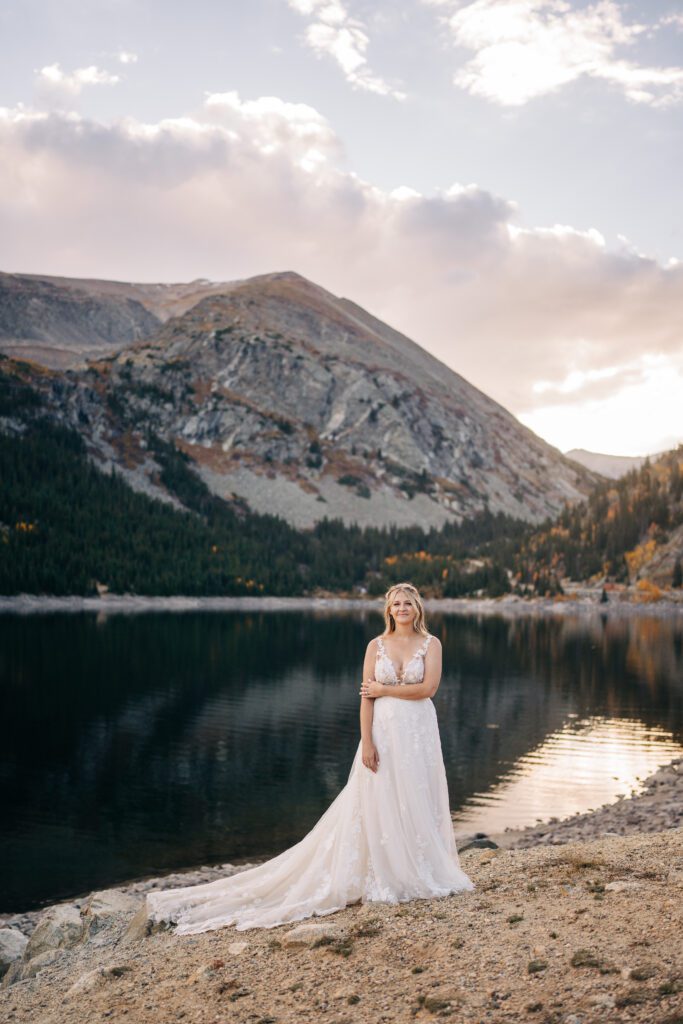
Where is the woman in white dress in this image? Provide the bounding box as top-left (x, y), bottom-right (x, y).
top-left (145, 582), bottom-right (475, 934)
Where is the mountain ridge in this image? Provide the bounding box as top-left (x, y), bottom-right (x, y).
top-left (1, 268), bottom-right (597, 529)
top-left (565, 447), bottom-right (656, 480)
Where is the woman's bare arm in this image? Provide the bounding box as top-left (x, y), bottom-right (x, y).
top-left (360, 638), bottom-right (379, 772)
top-left (365, 638), bottom-right (442, 701)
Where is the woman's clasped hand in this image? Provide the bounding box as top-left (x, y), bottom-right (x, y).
top-left (359, 677), bottom-right (384, 698)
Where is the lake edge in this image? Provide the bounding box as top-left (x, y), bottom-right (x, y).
top-left (2, 592), bottom-right (683, 616)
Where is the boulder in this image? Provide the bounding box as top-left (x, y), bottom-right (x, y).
top-left (2, 948), bottom-right (65, 986)
top-left (0, 928), bottom-right (28, 977)
top-left (24, 904), bottom-right (84, 961)
top-left (81, 888), bottom-right (143, 936)
top-left (123, 904), bottom-right (172, 942)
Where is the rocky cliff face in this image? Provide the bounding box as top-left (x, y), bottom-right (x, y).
top-left (14, 269), bottom-right (594, 529)
top-left (0, 272), bottom-right (165, 369)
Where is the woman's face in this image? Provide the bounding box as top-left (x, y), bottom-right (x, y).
top-left (390, 590), bottom-right (416, 627)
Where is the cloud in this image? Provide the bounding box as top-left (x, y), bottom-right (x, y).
top-left (287, 0), bottom-right (406, 99)
top-left (0, 91), bottom-right (682, 454)
top-left (203, 90), bottom-right (343, 168)
top-left (660, 13), bottom-right (683, 31)
top-left (117, 51), bottom-right (138, 64)
top-left (520, 355), bottom-right (683, 456)
top-left (35, 62), bottom-right (121, 99)
top-left (422, 0), bottom-right (683, 107)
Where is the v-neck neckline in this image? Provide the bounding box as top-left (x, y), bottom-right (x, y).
top-left (377, 635), bottom-right (430, 683)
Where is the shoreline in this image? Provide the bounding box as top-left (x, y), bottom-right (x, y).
top-left (2, 591), bottom-right (683, 615)
top-left (2, 759), bottom-right (682, 1024)
top-left (482, 754), bottom-right (683, 850)
top-left (2, 773), bottom-right (682, 1024)
top-left (3, 753), bottom-right (681, 939)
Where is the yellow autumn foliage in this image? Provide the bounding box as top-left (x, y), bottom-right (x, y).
top-left (635, 579), bottom-right (662, 602)
top-left (624, 539), bottom-right (657, 578)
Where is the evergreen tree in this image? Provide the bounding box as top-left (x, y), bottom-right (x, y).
top-left (673, 558), bottom-right (683, 589)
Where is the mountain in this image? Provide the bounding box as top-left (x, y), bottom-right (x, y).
top-left (565, 448), bottom-right (655, 479)
top-left (0, 269), bottom-right (597, 530)
top-left (514, 446), bottom-right (683, 591)
top-left (0, 271), bottom-right (159, 369)
top-left (0, 382), bottom-right (527, 597)
top-left (0, 270), bottom-right (243, 369)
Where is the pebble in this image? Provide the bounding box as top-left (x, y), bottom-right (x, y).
top-left (227, 941), bottom-right (249, 955)
top-left (66, 963), bottom-right (133, 997)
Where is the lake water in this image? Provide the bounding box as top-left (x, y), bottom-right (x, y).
top-left (2, 609), bottom-right (682, 913)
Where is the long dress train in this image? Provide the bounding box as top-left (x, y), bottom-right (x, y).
top-left (145, 632), bottom-right (475, 934)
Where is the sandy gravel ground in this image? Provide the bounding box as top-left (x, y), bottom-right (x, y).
top-left (2, 761), bottom-right (682, 1024)
top-left (2, 824), bottom-right (682, 1022)
top-left (1, 829), bottom-right (682, 1024)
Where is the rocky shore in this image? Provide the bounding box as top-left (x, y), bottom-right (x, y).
top-left (1, 758), bottom-right (682, 1024)
top-left (489, 755), bottom-right (683, 851)
top-left (1, 591), bottom-right (683, 616)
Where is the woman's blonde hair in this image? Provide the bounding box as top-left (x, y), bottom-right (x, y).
top-left (382, 582), bottom-right (428, 637)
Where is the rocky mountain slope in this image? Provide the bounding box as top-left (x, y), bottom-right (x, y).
top-left (2, 269), bottom-right (597, 529)
top-left (0, 270), bottom-right (281, 369)
top-left (0, 272), bottom-right (165, 369)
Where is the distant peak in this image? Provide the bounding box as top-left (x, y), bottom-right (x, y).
top-left (233, 270), bottom-right (313, 288)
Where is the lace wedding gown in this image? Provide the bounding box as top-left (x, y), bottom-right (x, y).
top-left (145, 632), bottom-right (475, 934)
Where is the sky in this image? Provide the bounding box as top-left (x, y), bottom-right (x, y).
top-left (1, 0), bottom-right (682, 457)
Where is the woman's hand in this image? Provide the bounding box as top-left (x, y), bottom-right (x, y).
top-left (362, 742), bottom-right (379, 773)
top-left (359, 677), bottom-right (384, 699)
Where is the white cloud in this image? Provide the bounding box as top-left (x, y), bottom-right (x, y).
top-left (34, 61), bottom-right (122, 113)
top-left (287, 0), bottom-right (406, 99)
top-left (35, 62), bottom-right (121, 97)
top-left (117, 51), bottom-right (138, 64)
top-left (202, 90), bottom-right (343, 166)
top-left (660, 13), bottom-right (683, 31)
top-left (532, 362), bottom-right (639, 397)
top-left (0, 92), bottom-right (682, 454)
top-left (423, 0), bottom-right (683, 107)
top-left (521, 356), bottom-right (683, 455)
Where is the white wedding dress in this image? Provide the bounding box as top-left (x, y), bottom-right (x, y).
top-left (145, 632), bottom-right (475, 934)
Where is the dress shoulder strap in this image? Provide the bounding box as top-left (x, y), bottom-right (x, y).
top-left (376, 636), bottom-right (386, 654)
top-left (420, 633), bottom-right (432, 653)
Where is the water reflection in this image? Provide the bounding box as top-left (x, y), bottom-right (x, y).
top-left (1, 609), bottom-right (682, 912)
top-left (452, 715), bottom-right (681, 835)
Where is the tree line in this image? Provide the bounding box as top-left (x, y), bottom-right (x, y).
top-left (3, 359), bottom-right (681, 597)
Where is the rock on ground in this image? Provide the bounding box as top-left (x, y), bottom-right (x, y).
top-left (0, 929), bottom-right (28, 978)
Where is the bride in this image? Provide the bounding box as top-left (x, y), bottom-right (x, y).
top-left (145, 582), bottom-right (475, 934)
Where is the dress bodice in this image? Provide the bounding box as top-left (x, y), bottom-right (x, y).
top-left (375, 633), bottom-right (432, 685)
